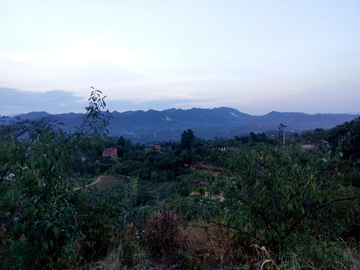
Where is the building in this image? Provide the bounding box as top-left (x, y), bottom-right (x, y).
top-left (154, 144), bottom-right (161, 151)
top-left (145, 145), bottom-right (172, 152)
top-left (102, 146), bottom-right (118, 159)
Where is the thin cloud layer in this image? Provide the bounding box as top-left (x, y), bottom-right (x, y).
top-left (0, 88), bottom-right (85, 116)
top-left (0, 87), bottom-right (193, 116)
top-left (0, 37), bottom-right (149, 68)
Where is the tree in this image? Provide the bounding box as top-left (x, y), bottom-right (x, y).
top-left (249, 132), bottom-right (270, 144)
top-left (181, 129), bottom-right (194, 150)
top-left (235, 135), bottom-right (249, 144)
top-left (186, 144), bottom-right (360, 256)
top-left (327, 116), bottom-right (360, 160)
top-left (117, 135), bottom-right (125, 147)
top-left (0, 87), bottom-right (113, 269)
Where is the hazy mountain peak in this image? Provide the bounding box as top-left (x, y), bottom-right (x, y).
top-left (17, 111), bottom-right (51, 120)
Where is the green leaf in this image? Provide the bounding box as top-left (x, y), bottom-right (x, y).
top-left (53, 226), bottom-right (60, 240)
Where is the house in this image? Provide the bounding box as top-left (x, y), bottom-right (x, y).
top-left (145, 145), bottom-right (172, 152)
top-left (102, 146), bottom-right (118, 159)
top-left (154, 144), bottom-right (161, 151)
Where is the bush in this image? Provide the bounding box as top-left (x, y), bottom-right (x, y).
top-left (184, 143), bottom-right (360, 267)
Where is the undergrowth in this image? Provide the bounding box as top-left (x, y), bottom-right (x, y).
top-left (86, 205), bottom-right (360, 270)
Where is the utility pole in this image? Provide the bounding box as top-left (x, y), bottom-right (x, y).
top-left (283, 128), bottom-right (286, 145)
top-left (279, 123), bottom-right (287, 145)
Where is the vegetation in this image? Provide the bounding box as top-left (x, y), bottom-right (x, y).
top-left (1, 90), bottom-right (359, 269)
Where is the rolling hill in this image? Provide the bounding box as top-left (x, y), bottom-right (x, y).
top-left (13, 107), bottom-right (357, 143)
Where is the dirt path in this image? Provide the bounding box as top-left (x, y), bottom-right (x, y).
top-left (74, 175), bottom-right (123, 190)
top-left (193, 162), bottom-right (223, 176)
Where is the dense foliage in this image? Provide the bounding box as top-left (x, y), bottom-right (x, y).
top-left (0, 89), bottom-right (133, 269)
top-left (327, 116), bottom-right (360, 160)
top-left (181, 144), bottom-right (359, 265)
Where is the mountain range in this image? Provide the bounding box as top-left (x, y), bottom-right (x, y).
top-left (9, 108), bottom-right (358, 143)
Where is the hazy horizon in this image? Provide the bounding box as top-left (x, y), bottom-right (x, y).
top-left (1, 1), bottom-right (359, 116)
top-left (2, 87), bottom-right (359, 118)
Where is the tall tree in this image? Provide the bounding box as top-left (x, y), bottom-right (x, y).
top-left (327, 116), bottom-right (360, 160)
top-left (181, 129), bottom-right (194, 150)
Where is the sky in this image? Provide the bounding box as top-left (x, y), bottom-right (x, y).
top-left (1, 0), bottom-right (360, 116)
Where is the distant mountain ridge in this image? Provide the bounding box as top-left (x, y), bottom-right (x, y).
top-left (12, 107), bottom-right (357, 143)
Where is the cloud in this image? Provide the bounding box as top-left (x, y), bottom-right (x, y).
top-left (0, 87), bottom-right (194, 115)
top-left (116, 74), bottom-right (243, 88)
top-left (0, 37), bottom-right (148, 68)
top-left (0, 88), bottom-right (86, 115)
top-left (147, 92), bottom-right (192, 101)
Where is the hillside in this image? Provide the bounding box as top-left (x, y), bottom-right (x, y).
top-left (14, 107), bottom-right (357, 143)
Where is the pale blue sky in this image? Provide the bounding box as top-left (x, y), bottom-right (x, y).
top-left (1, 0), bottom-right (359, 115)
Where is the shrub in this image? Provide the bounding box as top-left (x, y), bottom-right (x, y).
top-left (184, 143), bottom-right (360, 267)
